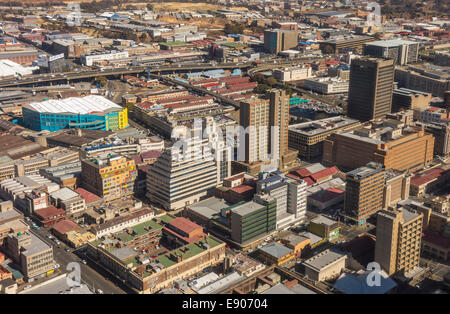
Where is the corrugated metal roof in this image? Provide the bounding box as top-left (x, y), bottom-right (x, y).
top-left (26, 95), bottom-right (122, 114)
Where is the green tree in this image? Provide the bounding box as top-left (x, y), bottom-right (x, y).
top-left (224, 22), bottom-right (245, 35)
top-left (266, 77), bottom-right (277, 87)
top-left (254, 84), bottom-right (270, 94)
top-left (253, 73), bottom-right (265, 84)
top-left (281, 83), bottom-right (293, 95)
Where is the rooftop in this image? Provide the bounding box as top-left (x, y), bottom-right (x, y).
top-left (50, 187), bottom-right (79, 201)
top-left (311, 215), bottom-right (339, 226)
top-left (400, 207), bottom-right (422, 223)
top-left (259, 242), bottom-right (293, 259)
top-left (410, 168), bottom-right (447, 186)
top-left (366, 39), bottom-right (418, 48)
top-left (52, 219), bottom-right (81, 235)
top-left (34, 206), bottom-right (65, 219)
top-left (20, 231), bottom-right (52, 257)
top-left (25, 95), bottom-right (122, 115)
top-left (303, 248), bottom-right (347, 272)
top-left (92, 208), bottom-right (155, 233)
top-left (333, 270), bottom-right (397, 294)
top-left (196, 272), bottom-right (244, 294)
top-left (188, 197), bottom-right (230, 219)
top-left (289, 116), bottom-right (359, 136)
top-left (74, 187), bottom-right (101, 204)
top-left (115, 219), bottom-right (163, 243)
top-left (153, 236), bottom-right (222, 272)
top-left (232, 201), bottom-right (265, 217)
top-left (346, 164), bottom-right (384, 180)
top-left (21, 274), bottom-right (93, 294)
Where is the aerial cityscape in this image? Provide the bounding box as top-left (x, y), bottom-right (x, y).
top-left (0, 0), bottom-right (449, 300)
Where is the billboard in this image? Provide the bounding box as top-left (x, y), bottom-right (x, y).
top-left (49, 53), bottom-right (64, 62)
top-left (37, 55), bottom-right (48, 67)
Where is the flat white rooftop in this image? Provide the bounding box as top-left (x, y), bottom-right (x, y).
top-left (26, 95), bottom-right (122, 115)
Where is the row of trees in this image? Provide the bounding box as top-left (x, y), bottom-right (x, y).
top-left (252, 73), bottom-right (293, 96)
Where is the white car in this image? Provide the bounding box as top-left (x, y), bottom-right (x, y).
top-left (23, 285), bottom-right (32, 290)
top-left (96, 289), bottom-right (104, 294)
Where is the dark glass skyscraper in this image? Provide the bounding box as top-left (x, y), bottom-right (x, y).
top-left (347, 57), bottom-right (395, 121)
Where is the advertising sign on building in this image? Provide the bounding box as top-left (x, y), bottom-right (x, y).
top-left (49, 53), bottom-right (64, 62)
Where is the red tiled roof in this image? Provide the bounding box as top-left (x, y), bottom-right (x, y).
top-left (163, 226), bottom-right (205, 243)
top-left (225, 173), bottom-right (245, 182)
top-left (203, 83), bottom-right (221, 88)
top-left (52, 219), bottom-right (81, 235)
top-left (311, 166), bottom-right (338, 181)
top-left (168, 217), bottom-right (203, 235)
top-left (231, 185), bottom-right (254, 194)
top-left (295, 168), bottom-right (312, 178)
top-left (327, 187), bottom-right (344, 194)
top-left (309, 188), bottom-right (344, 203)
top-left (166, 100), bottom-right (214, 110)
top-left (35, 206), bottom-right (65, 219)
top-left (190, 78), bottom-right (218, 85)
top-left (75, 187), bottom-right (101, 204)
top-left (410, 168), bottom-right (445, 186)
top-left (227, 93), bottom-right (253, 100)
top-left (303, 177), bottom-right (315, 186)
top-left (157, 95), bottom-right (195, 105)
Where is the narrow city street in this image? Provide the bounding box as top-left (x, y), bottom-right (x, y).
top-left (24, 221), bottom-right (126, 294)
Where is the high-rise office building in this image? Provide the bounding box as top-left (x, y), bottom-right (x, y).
top-left (264, 29), bottom-right (298, 54)
top-left (240, 97), bottom-right (270, 163)
top-left (347, 57), bottom-right (395, 121)
top-left (202, 117), bottom-right (232, 183)
top-left (147, 117), bottom-right (231, 211)
top-left (239, 90), bottom-right (293, 170)
top-left (344, 163), bottom-right (386, 225)
top-left (269, 89), bottom-right (290, 168)
top-left (375, 207), bottom-right (423, 276)
top-left (147, 136), bottom-right (219, 211)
